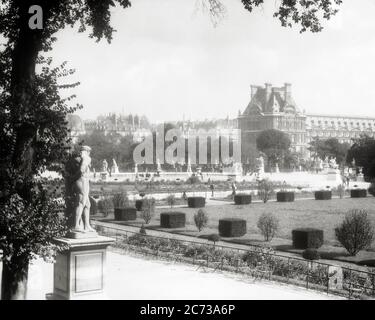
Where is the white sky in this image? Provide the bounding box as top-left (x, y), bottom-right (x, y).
top-left (50, 0), bottom-right (375, 122)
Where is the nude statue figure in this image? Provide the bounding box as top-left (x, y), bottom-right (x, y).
top-left (65, 145), bottom-right (95, 234)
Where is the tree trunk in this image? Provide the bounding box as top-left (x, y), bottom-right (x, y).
top-left (1, 257), bottom-right (29, 300)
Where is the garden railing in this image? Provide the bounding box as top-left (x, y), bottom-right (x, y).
top-left (92, 221), bottom-right (375, 300)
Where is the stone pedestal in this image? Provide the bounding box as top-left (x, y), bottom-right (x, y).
top-left (47, 236), bottom-right (114, 300)
top-left (357, 174), bottom-right (365, 182)
top-left (327, 169), bottom-right (341, 182)
top-left (100, 172), bottom-right (108, 181)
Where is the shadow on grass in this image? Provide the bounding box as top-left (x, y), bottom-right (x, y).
top-left (357, 260), bottom-right (375, 267)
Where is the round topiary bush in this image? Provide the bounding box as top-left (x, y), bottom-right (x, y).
top-left (302, 248), bottom-right (320, 260)
top-left (314, 190), bottom-right (332, 200)
top-left (292, 228), bottom-right (324, 249)
top-left (350, 189), bottom-right (367, 198)
top-left (276, 191), bottom-right (295, 202)
top-left (187, 197), bottom-right (205, 208)
top-left (218, 218), bottom-right (247, 237)
top-left (234, 194), bottom-right (252, 205)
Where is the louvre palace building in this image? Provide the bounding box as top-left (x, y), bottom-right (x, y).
top-left (238, 83), bottom-right (375, 158)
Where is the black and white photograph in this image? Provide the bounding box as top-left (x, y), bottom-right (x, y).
top-left (1, 0), bottom-right (375, 306)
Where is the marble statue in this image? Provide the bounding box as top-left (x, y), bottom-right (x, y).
top-left (65, 146), bottom-right (96, 236)
top-left (329, 157), bottom-right (338, 169)
top-left (187, 158), bottom-right (192, 173)
top-left (156, 158), bottom-right (162, 172)
top-left (134, 163), bottom-right (138, 174)
top-left (111, 158), bottom-right (119, 174)
top-left (102, 159), bottom-right (108, 172)
top-left (275, 163), bottom-right (280, 173)
top-left (256, 156), bottom-right (265, 174)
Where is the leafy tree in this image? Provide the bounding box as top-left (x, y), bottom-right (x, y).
top-left (256, 129), bottom-right (291, 168)
top-left (194, 209), bottom-right (208, 232)
top-left (78, 130), bottom-right (136, 171)
top-left (335, 209), bottom-right (374, 256)
top-left (166, 194), bottom-right (176, 208)
top-left (97, 195), bottom-right (113, 217)
top-left (257, 213), bottom-right (279, 241)
top-left (347, 135), bottom-right (375, 180)
top-left (257, 179), bottom-right (274, 203)
top-left (141, 198), bottom-right (155, 224)
top-left (308, 137), bottom-right (349, 165)
top-left (0, 0), bottom-right (341, 300)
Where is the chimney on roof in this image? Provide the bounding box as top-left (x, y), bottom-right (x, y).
top-left (250, 85), bottom-right (258, 99)
top-left (284, 83), bottom-right (292, 100)
top-left (265, 83), bottom-right (272, 102)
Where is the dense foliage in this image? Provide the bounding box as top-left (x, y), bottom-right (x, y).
top-left (256, 129), bottom-right (291, 168)
top-left (257, 212), bottom-right (279, 241)
top-left (308, 137), bottom-right (350, 164)
top-left (347, 135), bottom-right (375, 180)
top-left (335, 209), bottom-right (374, 256)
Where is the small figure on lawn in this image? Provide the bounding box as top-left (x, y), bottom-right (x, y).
top-left (231, 182), bottom-right (237, 198)
top-left (210, 183), bottom-right (215, 197)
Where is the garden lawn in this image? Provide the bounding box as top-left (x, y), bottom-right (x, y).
top-left (94, 197), bottom-right (375, 267)
top-left (154, 197), bottom-right (375, 245)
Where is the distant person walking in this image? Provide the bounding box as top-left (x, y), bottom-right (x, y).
top-left (231, 182), bottom-right (237, 198)
top-left (210, 183), bottom-right (215, 197)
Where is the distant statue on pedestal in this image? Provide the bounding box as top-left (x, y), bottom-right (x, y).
top-left (275, 163), bottom-right (280, 173)
top-left (256, 156), bottom-right (265, 175)
top-left (329, 157), bottom-right (338, 169)
top-left (102, 159), bottom-right (108, 173)
top-left (187, 158), bottom-right (192, 174)
top-left (65, 146), bottom-right (96, 237)
top-left (111, 158), bottom-right (119, 174)
top-left (156, 158), bottom-right (162, 172)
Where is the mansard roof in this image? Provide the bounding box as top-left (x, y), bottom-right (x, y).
top-left (243, 83), bottom-right (299, 115)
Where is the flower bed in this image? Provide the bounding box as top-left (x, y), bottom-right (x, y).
top-left (105, 228), bottom-right (375, 299)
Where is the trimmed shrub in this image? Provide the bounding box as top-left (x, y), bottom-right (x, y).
top-left (194, 209), bottom-right (208, 232)
top-left (219, 218), bottom-right (247, 237)
top-left (276, 191), bottom-right (295, 202)
top-left (160, 212), bottom-right (186, 228)
top-left (114, 207), bottom-right (137, 221)
top-left (314, 190), bottom-right (332, 200)
top-left (257, 179), bottom-right (274, 203)
top-left (135, 199), bottom-right (143, 211)
top-left (97, 195), bottom-right (113, 217)
top-left (292, 228), bottom-right (324, 249)
top-left (302, 249), bottom-right (320, 260)
top-left (368, 183), bottom-right (375, 197)
top-left (257, 213), bottom-right (279, 241)
top-left (188, 197), bottom-right (205, 208)
top-left (351, 189), bottom-right (367, 198)
top-left (335, 209), bottom-right (374, 256)
top-left (187, 175), bottom-right (200, 184)
top-left (234, 194), bottom-right (252, 205)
